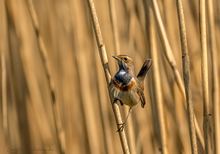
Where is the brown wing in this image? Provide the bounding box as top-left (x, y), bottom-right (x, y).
top-left (137, 59), bottom-right (152, 82)
top-left (137, 87), bottom-right (146, 108)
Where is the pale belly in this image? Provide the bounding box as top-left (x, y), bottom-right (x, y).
top-left (109, 85), bottom-right (139, 107)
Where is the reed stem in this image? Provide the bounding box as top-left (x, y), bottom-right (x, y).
top-left (207, 0), bottom-right (220, 153)
top-left (176, 0), bottom-right (198, 153)
top-left (149, 7), bottom-right (168, 154)
top-left (200, 0), bottom-right (211, 153)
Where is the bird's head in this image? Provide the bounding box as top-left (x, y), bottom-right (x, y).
top-left (113, 55), bottom-right (134, 73)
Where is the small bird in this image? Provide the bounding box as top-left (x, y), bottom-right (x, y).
top-left (109, 55), bottom-right (152, 131)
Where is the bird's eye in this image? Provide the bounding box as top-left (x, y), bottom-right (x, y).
top-left (124, 57), bottom-right (128, 61)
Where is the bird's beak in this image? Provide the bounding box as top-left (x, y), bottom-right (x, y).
top-left (112, 56), bottom-right (120, 61)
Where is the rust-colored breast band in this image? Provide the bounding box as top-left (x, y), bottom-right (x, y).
top-left (112, 78), bottom-right (136, 91)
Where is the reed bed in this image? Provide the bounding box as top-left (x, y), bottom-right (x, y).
top-left (0, 0), bottom-right (220, 153)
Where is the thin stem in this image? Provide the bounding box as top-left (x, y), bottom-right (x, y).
top-left (176, 0), bottom-right (198, 153)
top-left (109, 0), bottom-right (120, 54)
top-left (1, 51), bottom-right (8, 136)
top-left (149, 7), bottom-right (168, 154)
top-left (0, 0), bottom-right (8, 138)
top-left (86, 0), bottom-right (130, 153)
top-left (207, 0), bottom-right (220, 153)
top-left (121, 107), bottom-right (132, 127)
top-left (199, 0), bottom-right (211, 153)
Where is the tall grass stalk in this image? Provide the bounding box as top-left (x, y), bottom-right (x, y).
top-left (176, 0), bottom-right (198, 153)
top-left (108, 0), bottom-right (120, 55)
top-left (0, 0), bottom-right (8, 138)
top-left (199, 0), bottom-right (211, 153)
top-left (149, 7), bottom-right (168, 154)
top-left (207, 0), bottom-right (220, 153)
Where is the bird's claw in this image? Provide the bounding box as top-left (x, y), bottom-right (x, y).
top-left (113, 98), bottom-right (123, 106)
top-left (117, 123), bottom-right (126, 132)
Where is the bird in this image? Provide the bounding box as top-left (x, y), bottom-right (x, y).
top-left (109, 55), bottom-right (152, 131)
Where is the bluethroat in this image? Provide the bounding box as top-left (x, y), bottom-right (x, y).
top-left (109, 55), bottom-right (152, 131)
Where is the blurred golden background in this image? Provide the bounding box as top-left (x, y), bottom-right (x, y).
top-left (0, 0), bottom-right (220, 153)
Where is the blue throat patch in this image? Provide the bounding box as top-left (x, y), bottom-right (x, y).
top-left (114, 69), bottom-right (132, 85)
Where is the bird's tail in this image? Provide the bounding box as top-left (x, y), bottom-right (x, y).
top-left (137, 59), bottom-right (152, 82)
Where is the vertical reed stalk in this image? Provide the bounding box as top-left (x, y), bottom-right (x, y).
top-left (1, 53), bottom-right (7, 135)
top-left (207, 0), bottom-right (220, 153)
top-left (176, 0), bottom-right (198, 153)
top-left (0, 0), bottom-right (8, 137)
top-left (109, 0), bottom-right (120, 55)
top-left (149, 8), bottom-right (168, 154)
top-left (199, 0), bottom-right (211, 153)
top-left (150, 0), bottom-right (204, 148)
top-left (126, 115), bottom-right (136, 154)
top-left (75, 54), bottom-right (101, 154)
top-left (27, 0), bottom-right (64, 153)
top-left (86, 0), bottom-right (130, 153)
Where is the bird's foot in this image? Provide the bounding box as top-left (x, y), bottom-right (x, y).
top-left (113, 98), bottom-right (123, 106)
top-left (117, 122), bottom-right (126, 132)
